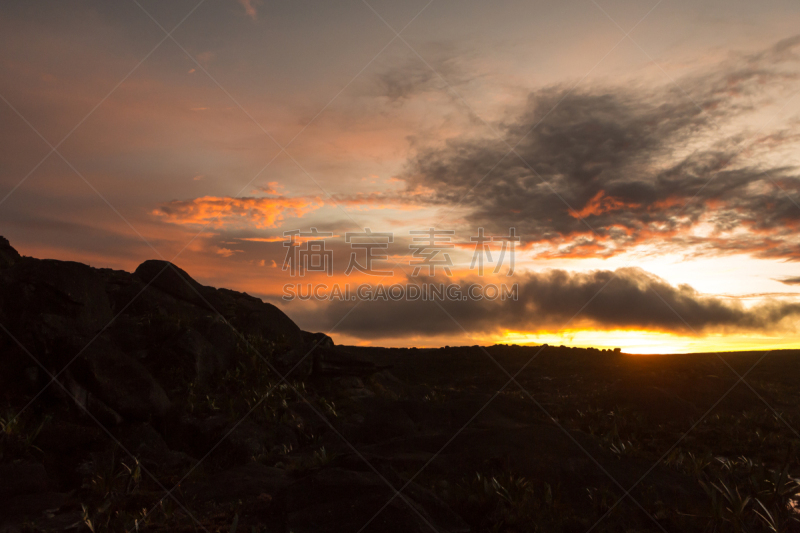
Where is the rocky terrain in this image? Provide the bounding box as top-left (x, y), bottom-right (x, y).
top-left (1, 236), bottom-right (800, 532)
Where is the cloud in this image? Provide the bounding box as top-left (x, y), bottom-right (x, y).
top-left (331, 190), bottom-right (430, 211)
top-left (370, 47), bottom-right (471, 103)
top-left (214, 246), bottom-right (237, 257)
top-left (776, 276), bottom-right (800, 285)
top-left (152, 189), bottom-right (436, 233)
top-left (237, 0), bottom-right (259, 20)
top-left (398, 35), bottom-right (800, 260)
top-left (290, 267), bottom-right (800, 339)
top-left (153, 195), bottom-right (323, 229)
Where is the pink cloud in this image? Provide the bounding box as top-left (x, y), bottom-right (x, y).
top-left (238, 0), bottom-right (259, 20)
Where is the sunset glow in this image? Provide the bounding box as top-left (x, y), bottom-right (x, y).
top-left (3, 0), bottom-right (800, 353)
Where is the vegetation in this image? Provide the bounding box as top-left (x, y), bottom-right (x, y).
top-left (5, 341), bottom-right (800, 531)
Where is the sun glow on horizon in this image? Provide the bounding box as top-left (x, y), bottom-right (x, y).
top-left (324, 328), bottom-right (800, 355)
top-left (497, 329), bottom-right (800, 355)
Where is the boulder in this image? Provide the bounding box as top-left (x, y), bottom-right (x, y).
top-left (302, 331), bottom-right (335, 349)
top-left (74, 340), bottom-right (171, 421)
top-left (172, 328), bottom-right (224, 386)
top-left (134, 259), bottom-right (303, 350)
top-left (273, 332), bottom-right (337, 379)
top-left (200, 316), bottom-right (240, 370)
top-left (0, 257), bottom-right (113, 352)
top-left (61, 374), bottom-right (124, 426)
top-left (273, 341), bottom-right (315, 378)
top-left (134, 260), bottom-right (219, 311)
top-left (0, 238), bottom-right (308, 406)
top-left (34, 419), bottom-right (103, 453)
top-left (228, 293), bottom-right (304, 349)
top-left (117, 423), bottom-right (193, 470)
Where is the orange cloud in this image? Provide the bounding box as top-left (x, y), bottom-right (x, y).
top-left (153, 195), bottom-right (323, 229)
top-left (214, 247), bottom-right (238, 257)
top-left (236, 236), bottom-right (286, 243)
top-left (236, 234), bottom-right (341, 243)
top-left (570, 190), bottom-right (640, 219)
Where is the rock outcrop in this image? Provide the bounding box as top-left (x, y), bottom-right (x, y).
top-left (0, 239), bottom-right (304, 412)
top-left (0, 238), bottom-right (473, 532)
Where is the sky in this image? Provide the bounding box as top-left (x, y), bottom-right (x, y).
top-left (2, 0), bottom-right (800, 353)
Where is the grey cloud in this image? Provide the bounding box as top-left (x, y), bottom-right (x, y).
top-left (369, 44), bottom-right (476, 104)
top-left (286, 267), bottom-right (800, 339)
top-left (398, 35), bottom-right (800, 259)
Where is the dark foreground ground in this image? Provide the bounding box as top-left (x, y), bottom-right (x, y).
top-left (4, 344), bottom-right (800, 532)
top-left (2, 237), bottom-right (800, 532)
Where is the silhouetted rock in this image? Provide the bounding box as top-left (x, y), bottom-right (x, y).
top-left (0, 236), bottom-right (20, 269)
top-left (0, 257), bottom-right (113, 370)
top-left (75, 339), bottom-right (171, 420)
top-left (172, 328), bottom-right (225, 386)
top-left (303, 331), bottom-right (335, 349)
top-left (199, 315), bottom-right (240, 372)
top-left (134, 259), bottom-right (219, 310)
top-left (0, 236), bottom-right (305, 411)
top-left (229, 290), bottom-right (304, 349)
top-left (59, 373), bottom-right (124, 426)
top-left (272, 332), bottom-right (337, 378)
top-left (117, 423), bottom-right (193, 470)
top-left (273, 340), bottom-right (315, 378)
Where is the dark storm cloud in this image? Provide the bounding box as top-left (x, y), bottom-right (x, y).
top-left (777, 276), bottom-right (800, 285)
top-left (400, 35), bottom-right (800, 259)
top-left (287, 267), bottom-right (800, 338)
